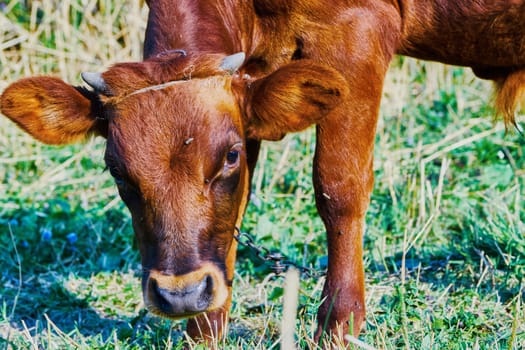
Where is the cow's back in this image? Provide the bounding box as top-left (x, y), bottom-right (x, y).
top-left (397, 0), bottom-right (525, 70)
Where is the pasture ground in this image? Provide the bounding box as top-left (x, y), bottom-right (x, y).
top-left (0, 1), bottom-right (524, 349)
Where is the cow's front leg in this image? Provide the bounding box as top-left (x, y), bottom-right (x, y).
top-left (312, 106), bottom-right (376, 343)
top-left (311, 58), bottom-right (390, 344)
top-left (308, 6), bottom-right (400, 343)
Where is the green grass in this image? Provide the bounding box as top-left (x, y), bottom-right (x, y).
top-left (1, 1), bottom-right (524, 349)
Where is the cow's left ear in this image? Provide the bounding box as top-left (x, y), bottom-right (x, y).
top-left (1, 76), bottom-right (106, 145)
top-left (241, 61), bottom-right (348, 141)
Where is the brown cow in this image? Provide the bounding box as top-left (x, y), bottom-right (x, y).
top-left (1, 0), bottom-right (524, 345)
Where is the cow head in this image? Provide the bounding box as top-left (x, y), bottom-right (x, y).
top-left (0, 52), bottom-right (347, 319)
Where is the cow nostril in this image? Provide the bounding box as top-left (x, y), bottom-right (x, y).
top-left (151, 279), bottom-right (171, 310)
top-left (195, 274), bottom-right (214, 310)
top-left (204, 274), bottom-right (214, 296)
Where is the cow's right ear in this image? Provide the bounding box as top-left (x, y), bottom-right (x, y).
top-left (240, 60), bottom-right (348, 141)
top-left (0, 76), bottom-right (106, 145)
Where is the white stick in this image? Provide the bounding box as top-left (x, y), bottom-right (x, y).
top-left (281, 267), bottom-right (300, 350)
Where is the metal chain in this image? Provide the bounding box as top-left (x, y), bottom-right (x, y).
top-left (233, 227), bottom-right (326, 278)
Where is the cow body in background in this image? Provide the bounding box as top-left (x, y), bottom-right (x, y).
top-left (1, 0), bottom-right (524, 344)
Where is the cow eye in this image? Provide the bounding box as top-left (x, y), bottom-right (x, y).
top-left (226, 150), bottom-right (239, 165)
top-left (224, 143), bottom-right (242, 168)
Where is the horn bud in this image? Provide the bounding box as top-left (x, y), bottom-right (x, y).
top-left (81, 72), bottom-right (110, 94)
top-left (219, 52), bottom-right (245, 73)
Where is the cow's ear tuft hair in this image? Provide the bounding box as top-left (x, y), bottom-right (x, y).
top-left (242, 61), bottom-right (348, 141)
top-left (1, 76), bottom-right (106, 145)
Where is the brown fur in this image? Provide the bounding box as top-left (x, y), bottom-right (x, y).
top-left (242, 60), bottom-right (349, 140)
top-left (0, 77), bottom-right (103, 144)
top-left (494, 69), bottom-right (525, 127)
top-left (1, 0), bottom-right (524, 346)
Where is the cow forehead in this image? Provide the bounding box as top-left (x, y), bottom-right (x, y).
top-left (105, 76), bottom-right (243, 170)
top-left (110, 76), bottom-right (240, 133)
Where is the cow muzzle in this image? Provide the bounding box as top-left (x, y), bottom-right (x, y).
top-left (145, 263), bottom-right (229, 318)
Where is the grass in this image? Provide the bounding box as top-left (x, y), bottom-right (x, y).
top-left (0, 1), bottom-right (524, 349)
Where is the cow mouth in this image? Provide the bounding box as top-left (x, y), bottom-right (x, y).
top-left (144, 263), bottom-right (229, 319)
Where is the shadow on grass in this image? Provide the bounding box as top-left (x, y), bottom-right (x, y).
top-left (0, 205), bottom-right (187, 346)
top-left (2, 282), bottom-right (130, 337)
top-left (0, 269), bottom-right (187, 348)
